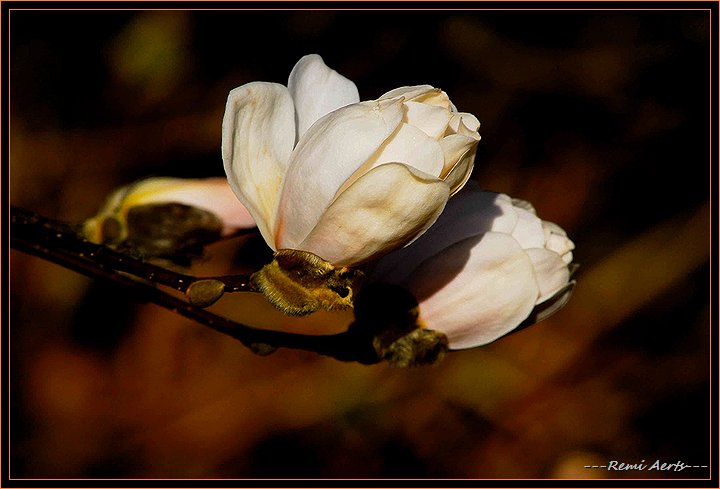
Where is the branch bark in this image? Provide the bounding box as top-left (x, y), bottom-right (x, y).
top-left (10, 206), bottom-right (381, 365)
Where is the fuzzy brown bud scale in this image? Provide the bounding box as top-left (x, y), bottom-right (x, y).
top-left (250, 249), bottom-right (363, 316)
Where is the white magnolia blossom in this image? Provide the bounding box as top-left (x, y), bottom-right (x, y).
top-left (222, 54), bottom-right (481, 267)
top-left (368, 184), bottom-right (576, 350)
top-left (83, 177), bottom-right (255, 243)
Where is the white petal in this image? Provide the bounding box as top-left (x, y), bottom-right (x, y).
top-left (543, 220), bottom-right (567, 238)
top-left (380, 85), bottom-right (437, 101)
top-left (275, 98), bottom-right (404, 249)
top-left (443, 148), bottom-right (476, 197)
top-left (511, 207), bottom-right (545, 249)
top-left (439, 136), bottom-right (478, 196)
top-left (288, 54), bottom-right (360, 140)
top-left (451, 111), bottom-right (481, 132)
top-left (438, 134), bottom-right (476, 174)
top-left (406, 232), bottom-right (539, 350)
top-left (122, 177), bottom-right (255, 234)
top-left (374, 123), bottom-right (445, 176)
top-left (380, 85), bottom-right (450, 107)
top-left (297, 163), bottom-right (450, 266)
top-left (404, 101), bottom-right (452, 139)
top-left (411, 88), bottom-right (453, 109)
top-left (525, 248), bottom-right (571, 303)
top-left (543, 220), bottom-right (576, 264)
top-left (369, 188), bottom-right (516, 284)
top-left (511, 198), bottom-right (537, 215)
top-left (447, 114), bottom-right (482, 140)
top-left (222, 81), bottom-right (295, 247)
top-left (333, 122), bottom-right (445, 197)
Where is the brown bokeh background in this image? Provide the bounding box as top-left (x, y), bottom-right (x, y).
top-left (9, 9), bottom-right (711, 479)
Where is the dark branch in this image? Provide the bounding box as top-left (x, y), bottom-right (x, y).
top-left (10, 206), bottom-right (254, 297)
top-left (10, 206), bottom-right (381, 365)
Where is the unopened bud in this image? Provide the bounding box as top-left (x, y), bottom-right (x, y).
top-left (250, 249), bottom-right (362, 316)
top-left (186, 279), bottom-right (226, 308)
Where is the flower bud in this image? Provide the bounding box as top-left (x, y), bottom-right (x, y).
top-left (222, 54), bottom-right (481, 268)
top-left (83, 177), bottom-right (255, 259)
top-left (222, 53), bottom-right (481, 315)
top-left (249, 249), bottom-right (362, 316)
top-left (366, 184), bottom-right (576, 349)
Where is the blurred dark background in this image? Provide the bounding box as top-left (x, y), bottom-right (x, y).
top-left (9, 8), bottom-right (712, 479)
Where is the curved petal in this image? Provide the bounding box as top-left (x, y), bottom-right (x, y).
top-left (297, 163), bottom-right (450, 266)
top-left (275, 98), bottom-right (404, 249)
top-left (373, 124), bottom-right (445, 177)
top-left (83, 186), bottom-right (128, 243)
top-left (288, 54), bottom-right (360, 141)
top-left (380, 85), bottom-right (436, 101)
top-left (447, 115), bottom-right (481, 141)
top-left (444, 148), bottom-right (476, 197)
top-left (222, 81), bottom-right (295, 246)
top-left (369, 189), bottom-right (516, 284)
top-left (438, 134), bottom-right (477, 176)
top-left (404, 101), bottom-right (452, 139)
top-left (437, 133), bottom-right (478, 195)
top-left (406, 232), bottom-right (539, 350)
top-left (525, 247), bottom-right (571, 303)
top-left (449, 112), bottom-right (481, 133)
top-left (511, 198), bottom-right (537, 215)
top-left (543, 220), bottom-right (576, 264)
top-left (413, 89), bottom-right (452, 108)
top-left (511, 207), bottom-right (545, 249)
top-left (334, 123), bottom-right (445, 198)
top-left (122, 177), bottom-right (256, 234)
top-left (515, 281), bottom-right (575, 333)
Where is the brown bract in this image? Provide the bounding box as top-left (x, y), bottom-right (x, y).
top-left (250, 249), bottom-right (363, 316)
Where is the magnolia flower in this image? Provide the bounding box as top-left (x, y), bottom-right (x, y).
top-left (222, 54), bottom-right (480, 267)
top-left (83, 177), bottom-right (255, 256)
top-left (366, 184), bottom-right (576, 350)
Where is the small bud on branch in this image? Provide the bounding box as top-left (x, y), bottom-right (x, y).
top-left (10, 206), bottom-right (445, 367)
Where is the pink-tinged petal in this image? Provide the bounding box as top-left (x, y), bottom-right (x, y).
top-left (222, 81), bottom-right (295, 247)
top-left (275, 98), bottom-right (404, 249)
top-left (525, 247), bottom-right (571, 303)
top-left (406, 232), bottom-right (539, 350)
top-left (297, 163), bottom-right (450, 266)
top-left (511, 207), bottom-right (545, 249)
top-left (287, 54), bottom-right (360, 140)
top-left (123, 177), bottom-right (255, 234)
top-left (369, 188), bottom-right (516, 284)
